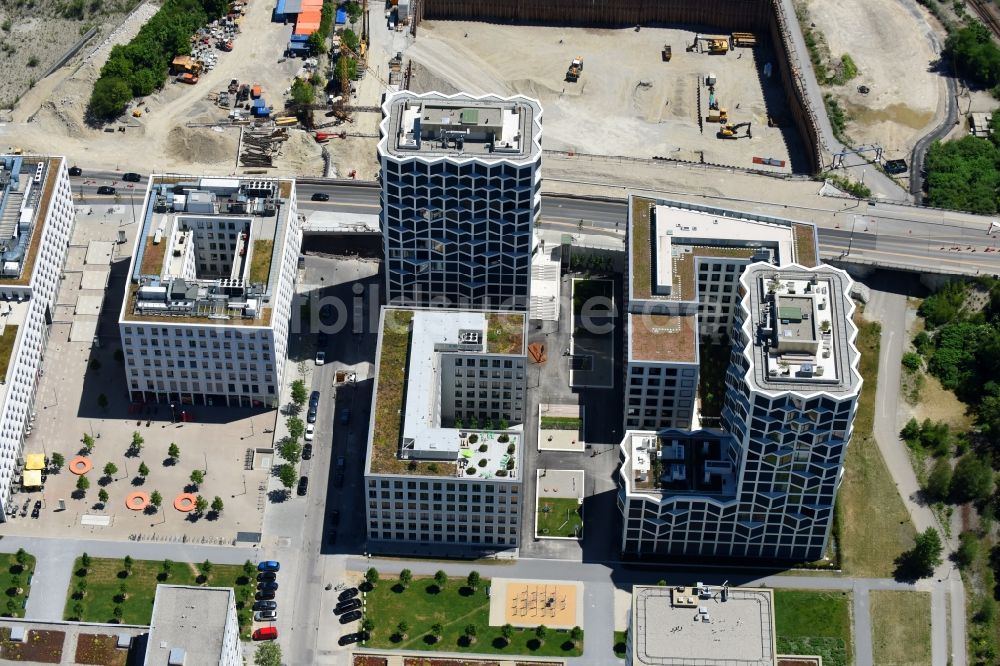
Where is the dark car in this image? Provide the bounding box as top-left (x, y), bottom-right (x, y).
top-left (307, 406), bottom-right (317, 424)
top-left (311, 192), bottom-right (330, 201)
top-left (309, 390), bottom-right (320, 408)
top-left (339, 408), bottom-right (350, 425)
top-left (257, 560), bottom-right (280, 572)
top-left (335, 599), bottom-right (362, 614)
top-left (253, 600), bottom-right (277, 611)
top-left (297, 475), bottom-right (309, 496)
top-left (257, 571), bottom-right (277, 582)
top-left (255, 590), bottom-right (276, 601)
top-left (334, 472), bottom-right (344, 488)
top-left (97, 186), bottom-right (116, 195)
top-left (338, 587), bottom-right (358, 602)
top-left (302, 443), bottom-right (313, 460)
top-left (122, 172), bottom-right (142, 182)
top-left (258, 581), bottom-right (279, 592)
top-left (339, 610), bottom-right (362, 624)
top-left (68, 166), bottom-right (82, 176)
top-left (339, 632), bottom-right (365, 646)
top-left (329, 509), bottom-right (340, 525)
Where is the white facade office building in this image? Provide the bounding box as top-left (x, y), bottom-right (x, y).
top-left (618, 262), bottom-right (862, 561)
top-left (378, 91), bottom-right (542, 311)
top-left (118, 176), bottom-right (300, 408)
top-left (0, 156), bottom-right (74, 521)
top-left (365, 307), bottom-right (527, 556)
top-left (145, 585), bottom-right (243, 666)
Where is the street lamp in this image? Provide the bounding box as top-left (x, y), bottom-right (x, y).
top-left (170, 403), bottom-right (176, 423)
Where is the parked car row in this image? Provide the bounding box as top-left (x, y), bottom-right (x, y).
top-left (254, 560), bottom-right (281, 624)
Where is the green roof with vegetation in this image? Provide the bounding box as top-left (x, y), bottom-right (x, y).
top-left (249, 239), bottom-right (274, 285)
top-left (486, 312), bottom-right (525, 354)
top-left (0, 325), bottom-right (18, 381)
top-left (630, 196), bottom-right (655, 300)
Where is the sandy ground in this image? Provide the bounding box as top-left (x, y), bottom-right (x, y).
top-left (1, 0), bottom-right (324, 175)
top-left (406, 21), bottom-right (806, 173)
top-left (807, 0), bottom-right (945, 159)
top-left (0, 0), bottom-right (141, 110)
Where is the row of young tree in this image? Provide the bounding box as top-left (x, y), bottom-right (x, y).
top-left (88, 0), bottom-right (228, 120)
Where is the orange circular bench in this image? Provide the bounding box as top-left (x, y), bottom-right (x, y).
top-left (69, 456), bottom-right (92, 475)
top-left (174, 493), bottom-right (197, 512)
top-left (125, 491), bottom-right (149, 511)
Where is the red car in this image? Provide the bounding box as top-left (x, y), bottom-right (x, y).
top-left (252, 626), bottom-right (278, 641)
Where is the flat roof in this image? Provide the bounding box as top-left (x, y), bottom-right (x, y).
top-left (367, 307), bottom-right (526, 477)
top-left (628, 195), bottom-right (818, 304)
top-left (144, 585), bottom-right (233, 666)
top-left (629, 312), bottom-right (698, 363)
top-left (619, 429), bottom-right (737, 496)
top-left (121, 175), bottom-right (295, 327)
top-left (378, 91), bottom-right (542, 163)
top-left (737, 263), bottom-right (861, 395)
top-left (0, 155), bottom-right (64, 287)
top-left (631, 584), bottom-right (776, 666)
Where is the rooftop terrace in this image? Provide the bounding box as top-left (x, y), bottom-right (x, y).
top-left (631, 584), bottom-right (776, 666)
top-left (123, 176), bottom-right (293, 326)
top-left (0, 156), bottom-right (61, 287)
top-left (368, 308), bottom-right (526, 478)
top-left (379, 91), bottom-right (542, 162)
top-left (620, 429), bottom-right (737, 496)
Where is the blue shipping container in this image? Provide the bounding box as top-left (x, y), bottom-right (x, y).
top-left (273, 0), bottom-right (286, 22)
top-left (290, 33), bottom-right (309, 42)
top-left (335, 8), bottom-right (346, 23)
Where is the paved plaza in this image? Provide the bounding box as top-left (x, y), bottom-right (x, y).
top-left (538, 403), bottom-right (585, 452)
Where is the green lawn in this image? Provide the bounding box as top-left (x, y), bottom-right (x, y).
top-left (774, 589), bottom-right (852, 666)
top-left (536, 497), bottom-right (583, 538)
top-left (539, 416), bottom-right (582, 431)
top-left (870, 591), bottom-right (932, 666)
top-left (613, 630), bottom-right (627, 658)
top-left (0, 550), bottom-right (35, 618)
top-left (364, 575), bottom-right (583, 657)
top-left (63, 557), bottom-right (257, 637)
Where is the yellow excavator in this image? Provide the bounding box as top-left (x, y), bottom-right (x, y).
top-left (718, 122), bottom-right (752, 139)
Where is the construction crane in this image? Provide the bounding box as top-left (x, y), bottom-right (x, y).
top-left (717, 122), bottom-right (752, 139)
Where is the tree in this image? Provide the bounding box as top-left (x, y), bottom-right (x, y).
top-left (900, 417), bottom-right (921, 443)
top-left (200, 559), bottom-right (213, 578)
top-left (950, 454), bottom-right (994, 503)
top-left (50, 452), bottom-right (65, 471)
top-left (118, 581), bottom-right (129, 601)
top-left (98, 488), bottom-right (109, 504)
top-left (365, 567), bottom-right (379, 587)
top-left (397, 620), bottom-right (409, 639)
top-left (81, 553), bottom-right (91, 570)
top-left (279, 439), bottom-right (302, 465)
top-left (138, 462), bottom-right (150, 478)
top-left (76, 475), bottom-right (90, 493)
top-left (956, 531), bottom-right (980, 569)
top-left (211, 496), bottom-right (224, 514)
top-left (464, 623), bottom-right (477, 644)
top-left (570, 625), bottom-right (583, 646)
top-left (14, 549), bottom-right (29, 571)
top-left (195, 495), bottom-right (208, 515)
top-left (535, 624), bottom-right (548, 644)
top-left (501, 623), bottom-right (514, 645)
top-left (901, 352), bottom-right (922, 372)
top-left (290, 379), bottom-right (308, 407)
top-left (168, 443), bottom-right (180, 461)
top-left (434, 570), bottom-right (447, 589)
top-left (131, 431), bottom-right (144, 452)
top-left (278, 464), bottom-right (297, 494)
top-left (926, 458), bottom-right (952, 503)
top-left (906, 527), bottom-right (944, 578)
top-left (89, 75), bottom-right (132, 120)
top-left (103, 462), bottom-right (118, 478)
top-left (123, 556), bottom-right (133, 577)
top-left (75, 578), bottom-right (87, 597)
top-left (254, 642), bottom-right (282, 666)
top-left (290, 78), bottom-right (315, 107)
top-left (83, 433), bottom-right (95, 453)
top-left (161, 559), bottom-right (173, 579)
top-left (71, 601), bottom-right (84, 619)
top-left (286, 416), bottom-right (304, 442)
top-left (243, 560), bottom-right (257, 579)
top-left (345, 0), bottom-right (361, 22)
top-left (306, 31), bottom-right (326, 55)
top-left (430, 622), bottom-right (443, 641)
top-left (112, 605), bottom-right (123, 620)
top-left (362, 618), bottom-right (375, 634)
top-left (467, 570), bottom-right (481, 591)
top-left (150, 490), bottom-right (162, 510)
top-left (342, 28), bottom-right (360, 52)
top-left (399, 568), bottom-right (412, 588)
top-left (190, 469), bottom-right (205, 487)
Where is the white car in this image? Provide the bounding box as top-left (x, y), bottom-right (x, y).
top-left (304, 423), bottom-right (315, 442)
top-left (315, 351), bottom-right (326, 366)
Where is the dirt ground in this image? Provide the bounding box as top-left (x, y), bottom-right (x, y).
top-left (406, 21), bottom-right (805, 173)
top-left (1, 0), bottom-right (324, 176)
top-left (0, 0), bottom-right (141, 110)
top-left (805, 0), bottom-right (945, 158)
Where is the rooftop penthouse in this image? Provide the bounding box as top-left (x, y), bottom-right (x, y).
top-left (124, 176), bottom-right (294, 325)
top-left (738, 263), bottom-right (860, 394)
top-left (367, 307), bottom-right (526, 478)
top-left (620, 429), bottom-right (737, 497)
top-left (379, 91), bottom-right (542, 162)
top-left (0, 156), bottom-right (61, 287)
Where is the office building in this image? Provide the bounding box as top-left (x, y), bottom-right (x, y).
top-left (377, 91), bottom-right (543, 311)
top-left (624, 195), bottom-right (819, 432)
top-left (618, 261), bottom-right (861, 561)
top-left (365, 307), bottom-right (527, 555)
top-left (0, 156), bottom-right (75, 521)
top-left (145, 585), bottom-right (243, 666)
top-left (118, 176), bottom-right (301, 408)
